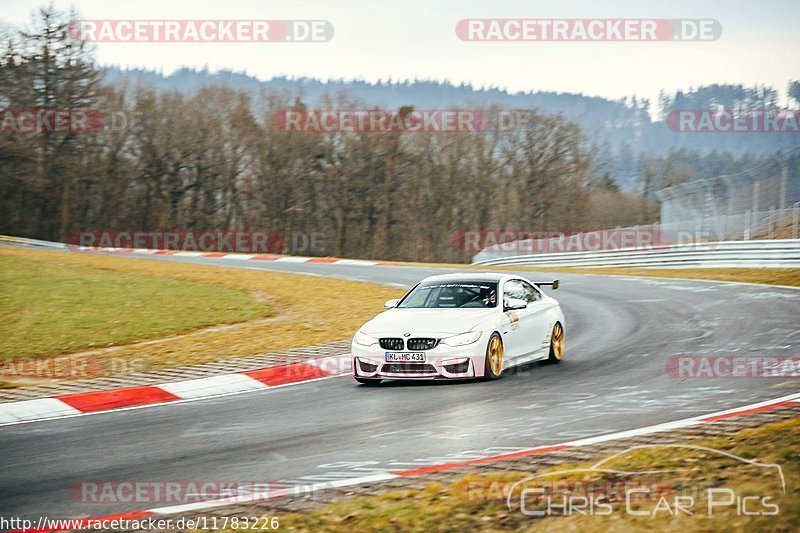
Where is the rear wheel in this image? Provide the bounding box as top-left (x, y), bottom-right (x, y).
top-left (355, 377), bottom-right (382, 385)
top-left (483, 333), bottom-right (504, 380)
top-left (546, 322), bottom-right (564, 363)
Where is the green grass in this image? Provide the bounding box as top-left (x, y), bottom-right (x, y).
top-left (0, 247), bottom-right (403, 378)
top-left (0, 254), bottom-right (269, 358)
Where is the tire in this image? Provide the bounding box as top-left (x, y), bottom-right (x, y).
top-left (483, 333), bottom-right (504, 380)
top-left (546, 322), bottom-right (565, 364)
top-left (355, 377), bottom-right (382, 385)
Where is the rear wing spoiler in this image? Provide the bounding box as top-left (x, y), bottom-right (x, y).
top-left (535, 279), bottom-right (559, 290)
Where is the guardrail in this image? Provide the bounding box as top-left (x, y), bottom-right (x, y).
top-left (0, 235), bottom-right (68, 249)
top-left (472, 239), bottom-right (800, 268)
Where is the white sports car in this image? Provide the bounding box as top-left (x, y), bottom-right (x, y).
top-left (351, 273), bottom-right (565, 383)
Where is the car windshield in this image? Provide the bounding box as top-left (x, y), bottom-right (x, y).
top-left (398, 281), bottom-right (498, 308)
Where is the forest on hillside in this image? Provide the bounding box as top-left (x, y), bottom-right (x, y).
top-left (1, 8), bottom-right (796, 261)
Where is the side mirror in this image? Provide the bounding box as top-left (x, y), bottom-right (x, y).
top-left (552, 279), bottom-right (559, 290)
top-left (384, 299), bottom-right (400, 309)
top-left (504, 298), bottom-right (527, 311)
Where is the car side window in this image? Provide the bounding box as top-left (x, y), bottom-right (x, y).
top-left (520, 281), bottom-right (541, 303)
top-left (503, 280), bottom-right (526, 302)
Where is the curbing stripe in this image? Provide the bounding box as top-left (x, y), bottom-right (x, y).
top-left (0, 398), bottom-right (82, 424)
top-left (396, 444), bottom-right (572, 476)
top-left (330, 259), bottom-right (379, 266)
top-left (71, 245), bottom-right (371, 265)
top-left (699, 399), bottom-right (800, 422)
top-left (57, 386), bottom-right (181, 413)
top-left (245, 362), bottom-right (330, 386)
top-left (0, 357), bottom-right (350, 425)
top-left (159, 374), bottom-right (269, 400)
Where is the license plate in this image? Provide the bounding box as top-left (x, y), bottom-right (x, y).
top-left (385, 352), bottom-right (426, 362)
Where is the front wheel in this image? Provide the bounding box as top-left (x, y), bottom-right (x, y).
top-left (546, 322), bottom-right (565, 364)
top-left (483, 333), bottom-right (504, 380)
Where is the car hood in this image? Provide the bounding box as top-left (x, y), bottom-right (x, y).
top-left (360, 308), bottom-right (497, 336)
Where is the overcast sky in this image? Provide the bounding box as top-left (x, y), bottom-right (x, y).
top-left (2, 0), bottom-right (798, 106)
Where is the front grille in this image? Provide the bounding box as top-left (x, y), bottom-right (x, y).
top-left (443, 360), bottom-right (470, 374)
top-left (379, 338), bottom-right (404, 351)
top-left (358, 360), bottom-right (378, 373)
top-left (382, 363), bottom-right (437, 374)
top-left (407, 338), bottom-right (440, 351)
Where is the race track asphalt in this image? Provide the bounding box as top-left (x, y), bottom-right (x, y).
top-left (1, 251), bottom-right (798, 519)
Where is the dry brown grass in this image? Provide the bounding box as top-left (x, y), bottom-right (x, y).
top-left (265, 418), bottom-right (800, 532)
top-left (0, 247), bottom-right (403, 380)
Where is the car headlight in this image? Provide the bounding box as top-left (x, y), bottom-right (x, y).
top-left (353, 330), bottom-right (378, 346)
top-left (442, 331), bottom-right (483, 347)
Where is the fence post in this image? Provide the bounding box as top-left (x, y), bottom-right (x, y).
top-left (721, 212), bottom-right (727, 239)
top-left (780, 161), bottom-right (788, 210)
top-left (744, 210), bottom-right (751, 240)
top-left (752, 181), bottom-right (760, 213)
top-left (768, 206), bottom-right (775, 239)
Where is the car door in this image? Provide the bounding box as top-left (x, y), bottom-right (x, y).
top-left (501, 279), bottom-right (539, 362)
top-left (518, 280), bottom-right (554, 357)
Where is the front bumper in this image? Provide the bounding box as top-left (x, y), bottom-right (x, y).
top-left (351, 342), bottom-right (486, 380)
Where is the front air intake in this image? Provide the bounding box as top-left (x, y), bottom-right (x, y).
top-left (443, 360), bottom-right (470, 374)
top-left (358, 360), bottom-right (378, 373)
top-left (382, 363), bottom-right (437, 374)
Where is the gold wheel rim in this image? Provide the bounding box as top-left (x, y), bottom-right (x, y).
top-left (552, 323), bottom-right (564, 360)
top-left (488, 336), bottom-right (504, 376)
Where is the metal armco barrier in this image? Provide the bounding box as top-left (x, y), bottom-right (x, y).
top-left (472, 239), bottom-right (800, 268)
top-left (0, 235), bottom-right (68, 249)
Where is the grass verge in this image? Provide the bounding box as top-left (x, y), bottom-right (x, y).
top-left (0, 247), bottom-right (403, 379)
top-left (259, 418), bottom-right (799, 532)
top-left (0, 252), bottom-right (268, 358)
